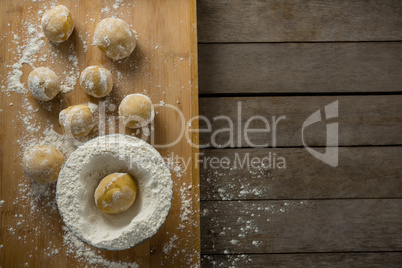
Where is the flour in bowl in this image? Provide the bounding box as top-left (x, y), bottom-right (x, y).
top-left (57, 134), bottom-right (173, 250)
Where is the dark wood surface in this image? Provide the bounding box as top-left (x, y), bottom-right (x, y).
top-left (201, 200), bottom-right (402, 253)
top-left (197, 0), bottom-right (402, 267)
top-left (198, 0), bottom-right (402, 42)
top-left (199, 96), bottom-right (402, 147)
top-left (202, 253), bottom-right (402, 268)
top-left (200, 147), bottom-right (402, 200)
top-left (199, 43), bottom-right (402, 94)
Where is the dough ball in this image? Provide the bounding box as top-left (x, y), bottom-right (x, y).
top-left (22, 145), bottom-right (65, 183)
top-left (59, 105), bottom-right (95, 138)
top-left (41, 5), bottom-right (74, 43)
top-left (79, 66), bottom-right (113, 98)
top-left (93, 18), bottom-right (137, 60)
top-left (119, 94), bottom-right (154, 129)
top-left (94, 173), bottom-right (138, 214)
top-left (28, 67), bottom-right (60, 101)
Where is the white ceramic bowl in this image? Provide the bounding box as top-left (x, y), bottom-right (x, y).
top-left (56, 134), bottom-right (173, 250)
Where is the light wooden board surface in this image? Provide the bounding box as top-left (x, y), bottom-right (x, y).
top-left (199, 43), bottom-right (402, 94)
top-left (197, 0), bottom-right (402, 42)
top-left (0, 0), bottom-right (199, 267)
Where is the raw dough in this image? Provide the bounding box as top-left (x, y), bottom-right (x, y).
top-left (28, 67), bottom-right (60, 101)
top-left (23, 145), bottom-right (65, 183)
top-left (94, 173), bottom-right (138, 214)
top-left (59, 104), bottom-right (95, 138)
top-left (79, 66), bottom-right (113, 98)
top-left (41, 5), bottom-right (74, 43)
top-left (57, 134), bottom-right (173, 250)
top-left (93, 18), bottom-right (137, 60)
top-left (118, 93), bottom-right (154, 129)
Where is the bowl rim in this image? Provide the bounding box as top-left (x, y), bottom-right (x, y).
top-left (56, 133), bottom-right (173, 251)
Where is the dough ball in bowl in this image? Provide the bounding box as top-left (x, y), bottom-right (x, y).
top-left (41, 5), bottom-right (74, 43)
top-left (28, 67), bottom-right (60, 101)
top-left (79, 66), bottom-right (113, 98)
top-left (59, 105), bottom-right (95, 138)
top-left (94, 18), bottom-right (137, 60)
top-left (22, 145), bottom-right (65, 183)
top-left (119, 94), bottom-right (154, 129)
top-left (56, 134), bottom-right (173, 250)
top-left (95, 173), bottom-right (138, 214)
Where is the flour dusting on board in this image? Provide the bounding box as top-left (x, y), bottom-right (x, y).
top-left (63, 226), bottom-right (139, 268)
top-left (1, 0), bottom-right (198, 266)
top-left (5, 25), bottom-right (45, 94)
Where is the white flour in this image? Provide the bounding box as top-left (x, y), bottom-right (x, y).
top-left (180, 184), bottom-right (192, 223)
top-left (3, 22), bottom-right (79, 96)
top-left (59, 48), bottom-right (80, 93)
top-left (6, 25), bottom-right (45, 94)
top-left (1, 0), bottom-right (195, 266)
top-left (20, 124), bottom-right (78, 156)
top-left (162, 234), bottom-right (178, 254)
top-left (62, 226), bottom-right (139, 268)
top-left (57, 134), bottom-right (173, 250)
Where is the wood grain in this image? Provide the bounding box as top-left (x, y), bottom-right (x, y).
top-left (196, 0), bottom-right (402, 265)
top-left (199, 95), bottom-right (402, 148)
top-left (0, 0), bottom-right (199, 267)
top-left (200, 199), bottom-right (402, 254)
top-left (197, 0), bottom-right (402, 42)
top-left (202, 252), bottom-right (402, 268)
top-left (189, 0), bottom-right (201, 265)
top-left (200, 147), bottom-right (402, 200)
top-left (199, 43), bottom-right (402, 94)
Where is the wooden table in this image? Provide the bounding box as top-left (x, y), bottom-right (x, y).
top-left (197, 0), bottom-right (402, 267)
top-left (0, 0), bottom-right (199, 267)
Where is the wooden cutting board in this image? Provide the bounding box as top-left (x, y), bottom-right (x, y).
top-left (0, 0), bottom-right (200, 267)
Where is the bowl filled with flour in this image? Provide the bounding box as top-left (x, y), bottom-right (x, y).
top-left (56, 134), bottom-right (173, 250)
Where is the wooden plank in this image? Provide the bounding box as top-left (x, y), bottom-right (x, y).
top-left (189, 0), bottom-right (201, 265)
top-left (0, 0), bottom-right (199, 267)
top-left (199, 43), bottom-right (402, 94)
top-left (200, 199), bottom-right (402, 254)
top-left (200, 147), bottom-right (402, 200)
top-left (199, 95), bottom-right (402, 148)
top-left (197, 0), bottom-right (402, 42)
top-left (202, 252), bottom-right (402, 268)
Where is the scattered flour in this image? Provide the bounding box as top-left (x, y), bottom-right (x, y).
top-left (229, 239), bottom-right (239, 245)
top-left (203, 254), bottom-right (253, 267)
top-left (4, 13), bottom-right (80, 96)
top-left (28, 181), bottom-right (57, 213)
top-left (19, 97), bottom-right (41, 133)
top-left (179, 184), bottom-right (192, 224)
top-left (252, 240), bottom-right (262, 247)
top-left (5, 24), bottom-right (45, 94)
top-left (162, 234), bottom-right (178, 255)
top-left (113, 0), bottom-right (124, 10)
top-left (59, 47), bottom-right (80, 93)
top-left (101, 6), bottom-right (110, 14)
top-left (2, 1), bottom-right (196, 266)
top-left (20, 124), bottom-right (78, 157)
top-left (63, 226), bottom-right (139, 268)
top-left (166, 157), bottom-right (184, 179)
